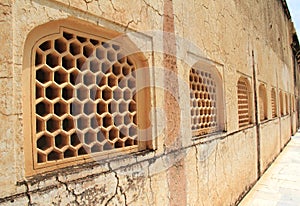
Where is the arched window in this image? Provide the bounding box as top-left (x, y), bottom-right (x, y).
top-left (279, 91), bottom-right (284, 116)
top-left (237, 77), bottom-right (252, 127)
top-left (285, 93), bottom-right (289, 115)
top-left (189, 66), bottom-right (224, 137)
top-left (23, 20), bottom-right (151, 174)
top-left (271, 88), bottom-right (277, 118)
top-left (259, 84), bottom-right (268, 121)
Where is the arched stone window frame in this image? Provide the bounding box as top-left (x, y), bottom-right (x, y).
top-left (22, 19), bottom-right (152, 175)
top-left (237, 76), bottom-right (253, 128)
top-left (258, 83), bottom-right (268, 121)
top-left (270, 87), bottom-right (277, 118)
top-left (189, 61), bottom-right (225, 137)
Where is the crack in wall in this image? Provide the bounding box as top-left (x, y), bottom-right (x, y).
top-left (56, 176), bottom-right (80, 206)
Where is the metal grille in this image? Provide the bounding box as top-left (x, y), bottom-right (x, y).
top-left (190, 68), bottom-right (217, 136)
top-left (34, 29), bottom-right (138, 165)
top-left (271, 88), bottom-right (277, 118)
top-left (237, 78), bottom-right (251, 127)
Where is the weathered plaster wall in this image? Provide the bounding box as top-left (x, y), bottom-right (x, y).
top-left (0, 0), bottom-right (297, 205)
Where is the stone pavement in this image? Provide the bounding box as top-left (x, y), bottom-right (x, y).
top-left (239, 132), bottom-right (300, 206)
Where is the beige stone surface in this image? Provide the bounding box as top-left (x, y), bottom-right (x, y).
top-left (0, 0), bottom-right (298, 205)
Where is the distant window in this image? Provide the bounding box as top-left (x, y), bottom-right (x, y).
top-left (271, 88), bottom-right (277, 118)
top-left (285, 93), bottom-right (289, 115)
top-left (190, 68), bottom-right (218, 136)
top-left (259, 84), bottom-right (267, 121)
top-left (279, 91), bottom-right (284, 116)
top-left (237, 77), bottom-right (252, 127)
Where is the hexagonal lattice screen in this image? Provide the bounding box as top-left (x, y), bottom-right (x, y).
top-left (190, 68), bottom-right (217, 136)
top-left (237, 78), bottom-right (251, 127)
top-left (271, 88), bottom-right (277, 118)
top-left (34, 29), bottom-right (138, 166)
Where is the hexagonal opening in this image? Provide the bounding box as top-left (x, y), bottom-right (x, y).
top-left (39, 40), bottom-right (52, 51)
top-left (46, 117), bottom-right (60, 133)
top-left (129, 125), bottom-right (137, 136)
top-left (103, 114), bottom-right (112, 128)
top-left (90, 58), bottom-right (101, 73)
top-left (77, 36), bottom-right (87, 43)
top-left (119, 127), bottom-right (128, 138)
top-left (70, 100), bottom-right (83, 116)
top-left (118, 78), bottom-right (127, 88)
top-left (54, 38), bottom-right (67, 53)
top-left (37, 134), bottom-right (53, 150)
top-left (69, 41), bottom-right (82, 56)
top-left (133, 114), bottom-right (137, 124)
top-left (46, 52), bottom-right (60, 68)
top-left (108, 74), bottom-right (117, 87)
top-left (128, 100), bottom-right (136, 112)
top-left (76, 86), bottom-right (89, 101)
top-left (84, 100), bottom-right (95, 115)
top-left (55, 133), bottom-right (68, 149)
top-left (117, 54), bottom-right (126, 64)
top-left (90, 86), bottom-right (101, 101)
top-left (98, 128), bottom-right (108, 142)
top-left (54, 68), bottom-right (68, 84)
top-left (107, 49), bottom-right (116, 62)
top-left (109, 126), bottom-right (118, 141)
top-left (83, 44), bottom-right (94, 58)
top-left (101, 42), bottom-right (110, 48)
top-left (124, 114), bottom-right (131, 125)
top-left (70, 69), bottom-right (81, 86)
top-left (112, 44), bottom-right (120, 51)
top-left (127, 77), bottom-right (136, 89)
top-left (96, 73), bottom-right (106, 87)
top-left (83, 71), bottom-right (95, 86)
top-left (113, 88), bottom-right (122, 100)
top-left (77, 57), bottom-right (87, 71)
top-left (96, 47), bottom-right (105, 60)
top-left (71, 133), bottom-right (82, 147)
top-left (84, 130), bottom-right (96, 145)
top-left (101, 61), bottom-right (111, 74)
top-left (114, 114), bottom-right (123, 126)
top-left (64, 148), bottom-right (76, 158)
top-left (125, 138), bottom-right (134, 147)
top-left (90, 39), bottom-right (99, 46)
top-left (119, 101), bottom-right (127, 113)
top-left (62, 54), bottom-right (75, 70)
top-left (35, 50), bottom-right (44, 66)
top-left (123, 88), bottom-right (132, 101)
top-left (77, 115), bottom-right (89, 131)
top-left (63, 32), bottom-right (74, 40)
top-left (46, 84), bottom-right (60, 100)
top-left (122, 65), bottom-right (130, 76)
top-left (48, 150), bottom-right (62, 161)
top-left (112, 63), bottom-right (122, 76)
top-left (103, 142), bottom-right (113, 150)
top-left (91, 115), bottom-right (101, 129)
top-left (37, 152), bottom-right (47, 163)
top-left (36, 117), bottom-right (44, 133)
top-left (36, 66), bottom-right (51, 84)
top-left (97, 100), bottom-right (107, 115)
top-left (36, 83), bottom-right (44, 99)
top-left (115, 140), bottom-right (124, 148)
top-left (54, 101), bottom-right (68, 116)
top-left (78, 146), bottom-right (89, 155)
top-left (127, 57), bottom-right (134, 66)
top-left (63, 116), bottom-right (74, 132)
top-left (102, 87), bottom-right (112, 101)
top-left (62, 84), bottom-right (74, 101)
top-left (36, 101), bottom-right (50, 117)
top-left (91, 143), bottom-right (102, 153)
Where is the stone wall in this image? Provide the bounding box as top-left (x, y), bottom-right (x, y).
top-left (0, 0), bottom-right (298, 205)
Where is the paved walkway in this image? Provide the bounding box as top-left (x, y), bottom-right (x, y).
top-left (239, 132), bottom-right (300, 206)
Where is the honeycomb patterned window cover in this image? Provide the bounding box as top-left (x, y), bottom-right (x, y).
top-left (280, 91), bottom-right (284, 116)
top-left (189, 68), bottom-right (218, 136)
top-left (285, 93), bottom-right (289, 114)
top-left (33, 27), bottom-right (142, 168)
top-left (237, 77), bottom-right (251, 127)
top-left (271, 88), bottom-right (277, 118)
top-left (259, 84), bottom-right (267, 121)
